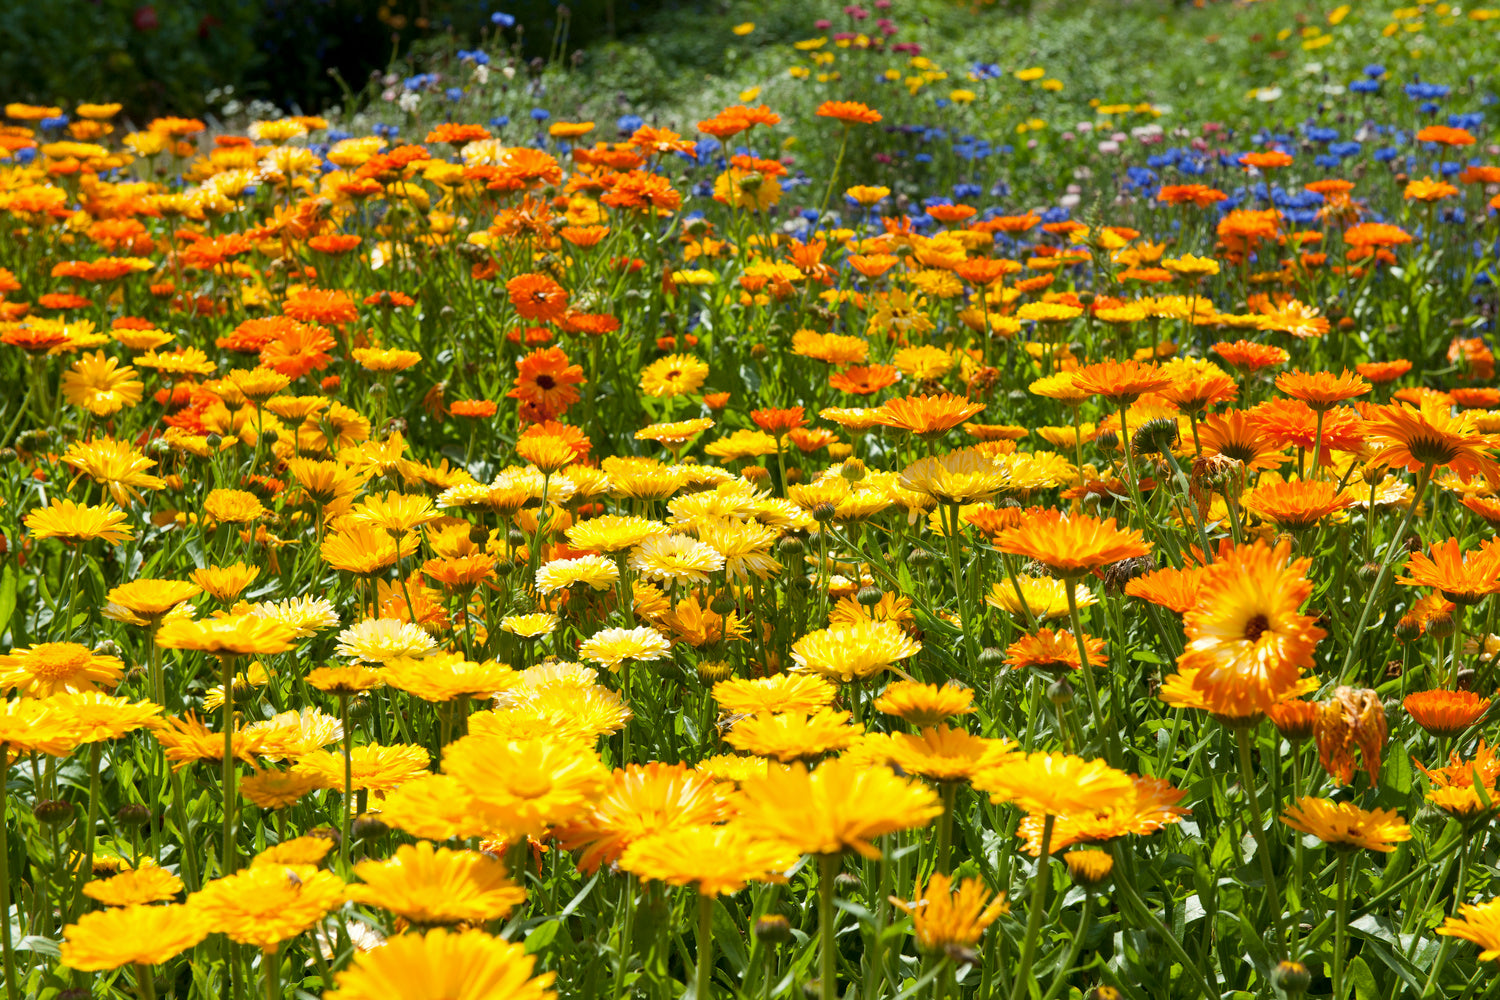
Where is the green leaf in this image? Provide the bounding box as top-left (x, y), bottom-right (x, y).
top-left (1346, 956), bottom-right (1379, 1000)
top-left (524, 919), bottom-right (560, 954)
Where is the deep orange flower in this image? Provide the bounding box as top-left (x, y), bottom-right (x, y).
top-left (1176, 539), bottom-right (1325, 717)
top-left (994, 510), bottom-right (1151, 580)
top-left (1398, 537), bottom-right (1500, 606)
top-left (816, 101), bottom-right (882, 125)
top-left (874, 393), bottom-right (985, 435)
top-left (259, 322), bottom-right (335, 379)
top-left (1156, 184), bottom-right (1227, 208)
top-left (1274, 369), bottom-right (1370, 411)
top-left (507, 346), bottom-right (585, 421)
top-left (750, 406), bottom-right (807, 437)
top-left (1240, 150), bottom-right (1293, 169)
top-left (1365, 397), bottom-right (1500, 482)
top-left (1344, 223), bottom-right (1412, 249)
top-left (1267, 700), bottom-right (1319, 742)
top-left (425, 123), bottom-right (491, 145)
top-left (829, 364), bottom-right (900, 396)
top-left (1070, 359), bottom-right (1173, 405)
top-left (283, 288), bottom-right (357, 325)
top-left (1355, 359), bottom-right (1412, 384)
top-left (1405, 690), bottom-right (1490, 739)
top-left (1124, 564), bottom-right (1210, 614)
top-left (1212, 340), bottom-right (1289, 375)
top-left (1004, 628), bottom-right (1106, 672)
top-left (1248, 398), bottom-right (1365, 459)
top-left (1415, 125), bottom-right (1476, 146)
top-left (506, 273), bottom-right (569, 324)
top-left (1240, 479), bottom-right (1357, 530)
top-left (1314, 686), bottom-right (1386, 787)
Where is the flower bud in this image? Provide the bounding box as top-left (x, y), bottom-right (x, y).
top-left (755, 914), bottom-right (793, 946)
top-left (1273, 961), bottom-right (1311, 996)
top-left (856, 585), bottom-right (884, 607)
top-left (34, 799), bottom-right (76, 827)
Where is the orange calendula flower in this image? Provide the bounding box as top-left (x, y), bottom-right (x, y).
top-left (1280, 797), bottom-right (1410, 852)
top-left (1004, 628), bottom-right (1106, 673)
top-left (1240, 478), bottom-right (1356, 530)
top-left (975, 751), bottom-right (1136, 819)
top-left (874, 393), bottom-right (985, 435)
top-left (1070, 359), bottom-right (1173, 405)
top-left (1175, 539), bottom-right (1324, 718)
top-left (1365, 397), bottom-right (1500, 482)
top-left (994, 510), bottom-right (1151, 580)
top-left (1439, 900), bottom-right (1500, 962)
top-left (508, 346), bottom-right (585, 421)
top-left (1274, 369), bottom-right (1370, 411)
top-left (1404, 689), bottom-right (1490, 739)
top-left (506, 273), bottom-right (569, 323)
top-left (815, 100), bottom-right (882, 125)
top-left (892, 873), bottom-right (1008, 952)
top-left (1398, 537), bottom-right (1500, 606)
top-left (1212, 340), bottom-right (1289, 376)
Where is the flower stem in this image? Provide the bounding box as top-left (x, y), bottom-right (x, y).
top-left (0, 745), bottom-right (17, 1000)
top-left (133, 963), bottom-right (157, 1000)
top-left (339, 693), bottom-right (353, 873)
top-left (936, 780), bottom-right (957, 874)
top-left (1235, 727), bottom-right (1288, 961)
top-left (264, 947), bottom-right (280, 1000)
top-left (220, 653), bottom-right (239, 876)
top-left (1066, 584), bottom-right (1116, 765)
top-left (1008, 814), bottom-right (1054, 1000)
top-left (1338, 464), bottom-right (1431, 685)
top-left (1333, 853), bottom-right (1351, 1000)
top-left (1039, 896), bottom-right (1093, 1000)
top-left (819, 853), bottom-right (841, 1000)
top-left (694, 891), bottom-right (714, 1000)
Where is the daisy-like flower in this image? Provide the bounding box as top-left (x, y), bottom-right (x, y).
top-left (240, 768), bottom-right (323, 809)
top-left (1014, 774), bottom-right (1189, 854)
top-left (628, 534), bottom-right (725, 585)
top-left (1274, 368), bottom-right (1370, 411)
top-left (103, 579), bottom-right (200, 624)
top-left (1175, 539), bottom-right (1324, 718)
top-left (892, 872), bottom-right (1008, 952)
top-left (24, 499), bottom-right (134, 544)
top-left (1123, 563), bottom-right (1209, 614)
top-left (873, 680), bottom-right (976, 727)
top-left (735, 757), bottom-right (941, 859)
top-left (1398, 537), bottom-right (1500, 606)
top-left (82, 861), bottom-right (182, 906)
top-left (156, 615), bottom-right (297, 658)
top-left (1364, 396), bottom-right (1500, 483)
top-left (349, 490), bottom-right (440, 535)
top-left (1065, 849), bottom-right (1115, 887)
top-left (325, 928), bottom-right (557, 1000)
top-left (816, 100), bottom-right (882, 125)
top-left (974, 751), bottom-right (1136, 818)
top-left (500, 613), bottom-right (560, 638)
top-left (191, 863), bottom-right (346, 952)
top-left (620, 823), bottom-right (795, 897)
top-left (1240, 478), bottom-right (1357, 531)
top-left (565, 515), bottom-right (670, 553)
top-left (985, 575), bottom-right (1097, 621)
top-left (724, 709), bottom-right (864, 761)
top-left (886, 726), bottom-right (1017, 782)
top-left (305, 665), bottom-right (384, 695)
top-left (243, 596), bottom-right (340, 637)
top-left (1404, 689), bottom-right (1491, 738)
top-left (714, 674), bottom-right (837, 717)
top-left (1070, 359), bottom-right (1173, 405)
top-left (1280, 797), bottom-right (1411, 852)
top-left (0, 642), bottom-right (124, 696)
top-left (335, 618), bottom-right (437, 663)
top-left (874, 393), bottom-right (986, 436)
top-left (382, 652), bottom-right (517, 703)
top-left (898, 448), bottom-right (1008, 504)
top-left (790, 620), bottom-right (921, 683)
top-left (474, 683), bottom-right (631, 743)
top-left (59, 437), bottom-right (165, 506)
top-left (189, 562), bottom-right (261, 603)
top-left (639, 353), bottom-right (709, 397)
top-left (1439, 900), bottom-right (1500, 962)
top-left (347, 842), bottom-right (525, 927)
top-left (293, 743), bottom-right (431, 794)
top-left (1004, 628), bottom-right (1107, 673)
top-left (47, 692), bottom-right (161, 743)
top-left (59, 903), bottom-right (208, 970)
top-left (994, 510), bottom-right (1151, 580)
top-left (555, 762), bottom-right (732, 873)
top-left (441, 734), bottom-right (608, 839)
top-left (60, 351), bottom-right (143, 416)
top-left (535, 554), bottom-right (620, 595)
top-left (578, 626), bottom-right (671, 671)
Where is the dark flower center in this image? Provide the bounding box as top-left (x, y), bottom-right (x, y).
top-left (1244, 614), bottom-right (1271, 642)
top-left (535, 374), bottom-right (556, 390)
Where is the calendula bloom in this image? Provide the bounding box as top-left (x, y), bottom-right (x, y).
top-left (102, 579), bottom-right (201, 623)
top-left (189, 562), bottom-right (261, 603)
top-left (1014, 774), bottom-right (1189, 854)
top-left (1175, 539), bottom-right (1324, 718)
top-left (985, 575), bottom-right (1097, 621)
top-left (1439, 900), bottom-right (1500, 962)
top-left (500, 613), bottom-right (561, 638)
top-left (790, 620), bottom-right (921, 682)
top-left (535, 554), bottom-right (620, 595)
top-left (294, 743), bottom-right (430, 794)
top-left (24, 499), bottom-right (134, 544)
top-left (59, 903), bottom-right (209, 970)
top-left (1404, 689), bottom-right (1491, 738)
top-left (1274, 369), bottom-right (1370, 410)
top-left (203, 488), bottom-right (267, 523)
top-left (1314, 687), bottom-right (1387, 786)
top-left (875, 393), bottom-right (986, 435)
top-left (872, 680), bottom-right (976, 727)
top-left (325, 928), bottom-right (557, 1000)
top-left (628, 533), bottom-right (725, 584)
top-left (899, 448), bottom-right (1009, 504)
top-left (335, 618), bottom-right (437, 663)
top-left (59, 437), bottom-right (165, 505)
top-left (192, 863), bottom-right (346, 951)
top-left (156, 614), bottom-right (297, 657)
top-left (892, 873), bottom-right (1008, 952)
top-left (0, 642), bottom-right (124, 696)
top-left (713, 673), bottom-right (838, 716)
top-left (735, 757), bottom-right (941, 859)
top-left (1280, 797), bottom-right (1411, 852)
top-left (1267, 700), bottom-right (1320, 742)
top-left (240, 768), bottom-right (323, 809)
top-left (1364, 397), bottom-right (1500, 482)
top-left (565, 515), bottom-right (670, 552)
top-left (82, 861), bottom-right (182, 906)
top-left (1124, 563), bottom-right (1209, 614)
top-left (1399, 538), bottom-right (1500, 606)
top-left (1070, 359), bottom-right (1173, 404)
top-left (578, 626), bottom-right (671, 671)
top-left (620, 823), bottom-right (794, 897)
top-left (816, 100), bottom-right (882, 124)
top-left (724, 709), bottom-right (864, 761)
top-left (995, 510), bottom-right (1150, 580)
top-left (639, 354), bottom-right (710, 397)
top-left (347, 842), bottom-right (525, 927)
top-left (974, 752), bottom-right (1136, 818)
top-left (1240, 478), bottom-right (1356, 530)
top-left (886, 726), bottom-right (1017, 782)
top-left (555, 762), bottom-right (733, 873)
top-left (60, 351), bottom-right (143, 416)
top-left (383, 653), bottom-right (517, 702)
top-left (1064, 849), bottom-right (1115, 887)
top-left (47, 692), bottom-right (161, 743)
top-left (1004, 628), bottom-right (1107, 673)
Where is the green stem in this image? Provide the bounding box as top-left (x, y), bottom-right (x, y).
top-left (1334, 853), bottom-right (1351, 1000)
top-left (1236, 726), bottom-right (1288, 960)
top-left (1066, 584), bottom-right (1116, 765)
top-left (1338, 465), bottom-right (1431, 684)
top-left (612, 873), bottom-right (637, 1000)
top-left (819, 854), bottom-right (841, 1000)
top-left (1008, 814), bottom-right (1054, 1000)
top-left (134, 963), bottom-right (157, 1000)
top-left (220, 654), bottom-right (239, 876)
top-left (68, 741), bottom-right (104, 923)
top-left (1108, 841), bottom-right (1215, 998)
top-left (339, 693), bottom-right (353, 873)
top-left (0, 744), bottom-right (18, 1000)
top-left (695, 892), bottom-right (714, 1000)
top-left (264, 946), bottom-right (280, 1000)
top-left (1038, 896), bottom-right (1093, 1000)
top-left (936, 781), bottom-right (957, 875)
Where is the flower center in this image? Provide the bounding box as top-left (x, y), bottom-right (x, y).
top-left (1243, 614), bottom-right (1271, 642)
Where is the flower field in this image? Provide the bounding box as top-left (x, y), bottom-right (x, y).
top-left (4, 1), bottom-right (1500, 998)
